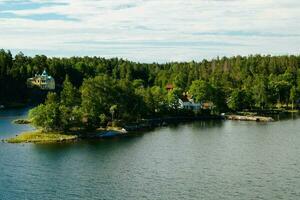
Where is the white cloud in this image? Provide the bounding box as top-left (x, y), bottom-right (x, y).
top-left (0, 0), bottom-right (299, 62)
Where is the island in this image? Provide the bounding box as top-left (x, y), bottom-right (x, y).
top-left (0, 49), bottom-right (299, 143)
top-left (6, 131), bottom-right (77, 144)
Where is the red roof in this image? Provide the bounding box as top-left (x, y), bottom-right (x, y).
top-left (166, 84), bottom-right (174, 90)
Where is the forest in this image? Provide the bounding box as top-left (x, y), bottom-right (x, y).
top-left (0, 49), bottom-right (300, 131)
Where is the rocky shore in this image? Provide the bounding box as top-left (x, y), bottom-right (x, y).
top-left (225, 115), bottom-right (274, 122)
top-left (13, 119), bottom-right (31, 124)
top-left (5, 113), bottom-right (280, 144)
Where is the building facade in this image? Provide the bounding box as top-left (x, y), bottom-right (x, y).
top-left (27, 70), bottom-right (55, 90)
top-left (178, 94), bottom-right (201, 112)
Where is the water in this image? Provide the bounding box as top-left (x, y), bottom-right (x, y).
top-left (1, 109), bottom-right (300, 200)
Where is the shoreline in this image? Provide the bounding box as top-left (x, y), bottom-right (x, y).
top-left (4, 111), bottom-right (300, 144)
top-left (5, 130), bottom-right (78, 144)
top-left (225, 115), bottom-right (274, 122)
top-left (5, 116), bottom-right (223, 143)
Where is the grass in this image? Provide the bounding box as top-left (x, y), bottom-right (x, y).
top-left (287, 110), bottom-right (299, 113)
top-left (6, 130), bottom-right (78, 144)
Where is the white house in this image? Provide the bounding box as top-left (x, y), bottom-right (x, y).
top-left (178, 96), bottom-right (201, 112)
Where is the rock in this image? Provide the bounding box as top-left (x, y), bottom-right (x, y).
top-left (13, 119), bottom-right (31, 124)
top-left (226, 115), bottom-right (274, 122)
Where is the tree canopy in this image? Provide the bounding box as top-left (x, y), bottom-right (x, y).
top-left (1, 49), bottom-right (300, 131)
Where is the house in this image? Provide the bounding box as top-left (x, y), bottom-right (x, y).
top-left (166, 83), bottom-right (174, 92)
top-left (178, 94), bottom-right (201, 112)
top-left (178, 93), bottom-right (215, 111)
top-left (27, 70), bottom-right (55, 90)
top-left (201, 101), bottom-right (214, 110)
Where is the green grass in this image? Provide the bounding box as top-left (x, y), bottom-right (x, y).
top-left (287, 110), bottom-right (299, 113)
top-left (6, 130), bottom-right (78, 144)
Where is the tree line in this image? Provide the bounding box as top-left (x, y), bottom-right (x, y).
top-left (1, 49), bottom-right (300, 130)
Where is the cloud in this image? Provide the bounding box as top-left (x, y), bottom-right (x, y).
top-left (0, 0), bottom-right (68, 11)
top-left (0, 0), bottom-right (299, 62)
top-left (112, 3), bottom-right (138, 10)
top-left (0, 12), bottom-right (77, 21)
top-left (192, 31), bottom-right (300, 38)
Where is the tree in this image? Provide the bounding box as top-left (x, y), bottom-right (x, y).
top-left (99, 114), bottom-right (108, 127)
top-left (167, 87), bottom-right (182, 110)
top-left (211, 86), bottom-right (228, 113)
top-left (173, 72), bottom-right (187, 90)
top-left (269, 76), bottom-right (291, 107)
top-left (189, 80), bottom-right (213, 103)
top-left (150, 86), bottom-right (168, 114)
top-left (57, 76), bottom-right (82, 130)
top-left (228, 89), bottom-right (253, 111)
top-left (252, 76), bottom-right (268, 109)
top-left (60, 75), bottom-right (80, 107)
top-left (3, 49), bottom-right (300, 132)
top-left (290, 86), bottom-right (297, 110)
top-left (132, 79), bottom-right (144, 88)
top-left (110, 105), bottom-right (118, 121)
top-left (29, 92), bottom-right (61, 131)
top-left (115, 79), bottom-right (146, 121)
top-left (80, 75), bottom-right (116, 129)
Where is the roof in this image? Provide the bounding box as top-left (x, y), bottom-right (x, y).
top-left (180, 94), bottom-right (190, 102)
top-left (42, 69), bottom-right (48, 77)
top-left (31, 70), bottom-right (54, 80)
top-left (202, 102), bottom-right (214, 109)
top-left (166, 83), bottom-right (174, 90)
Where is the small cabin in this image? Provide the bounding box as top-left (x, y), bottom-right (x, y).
top-left (166, 84), bottom-right (174, 92)
top-left (201, 102), bottom-right (214, 110)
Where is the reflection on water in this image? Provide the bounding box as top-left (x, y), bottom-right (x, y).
top-left (272, 112), bottom-right (300, 121)
top-left (191, 119), bottom-right (224, 130)
top-left (1, 109), bottom-right (300, 200)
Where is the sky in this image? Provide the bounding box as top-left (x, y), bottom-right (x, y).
top-left (0, 0), bottom-right (299, 63)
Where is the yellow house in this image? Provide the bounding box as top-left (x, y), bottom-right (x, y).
top-left (27, 70), bottom-right (55, 90)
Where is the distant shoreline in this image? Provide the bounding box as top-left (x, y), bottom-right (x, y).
top-left (3, 107), bottom-right (299, 144)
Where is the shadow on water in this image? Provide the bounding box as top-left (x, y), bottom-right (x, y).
top-left (31, 120), bottom-right (225, 152)
top-left (31, 136), bottom-right (144, 153)
top-left (0, 107), bottom-right (35, 139)
top-left (0, 107), bottom-right (33, 118)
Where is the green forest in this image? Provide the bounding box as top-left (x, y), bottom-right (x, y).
top-left (1, 49), bottom-right (300, 131)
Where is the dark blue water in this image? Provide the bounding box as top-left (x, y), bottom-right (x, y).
top-left (1, 109), bottom-right (300, 200)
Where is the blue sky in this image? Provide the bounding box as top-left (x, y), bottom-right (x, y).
top-left (0, 0), bottom-right (299, 62)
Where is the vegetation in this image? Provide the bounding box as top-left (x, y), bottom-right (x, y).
top-left (13, 119), bottom-right (31, 124)
top-left (1, 49), bottom-right (300, 132)
top-left (6, 130), bottom-right (77, 144)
